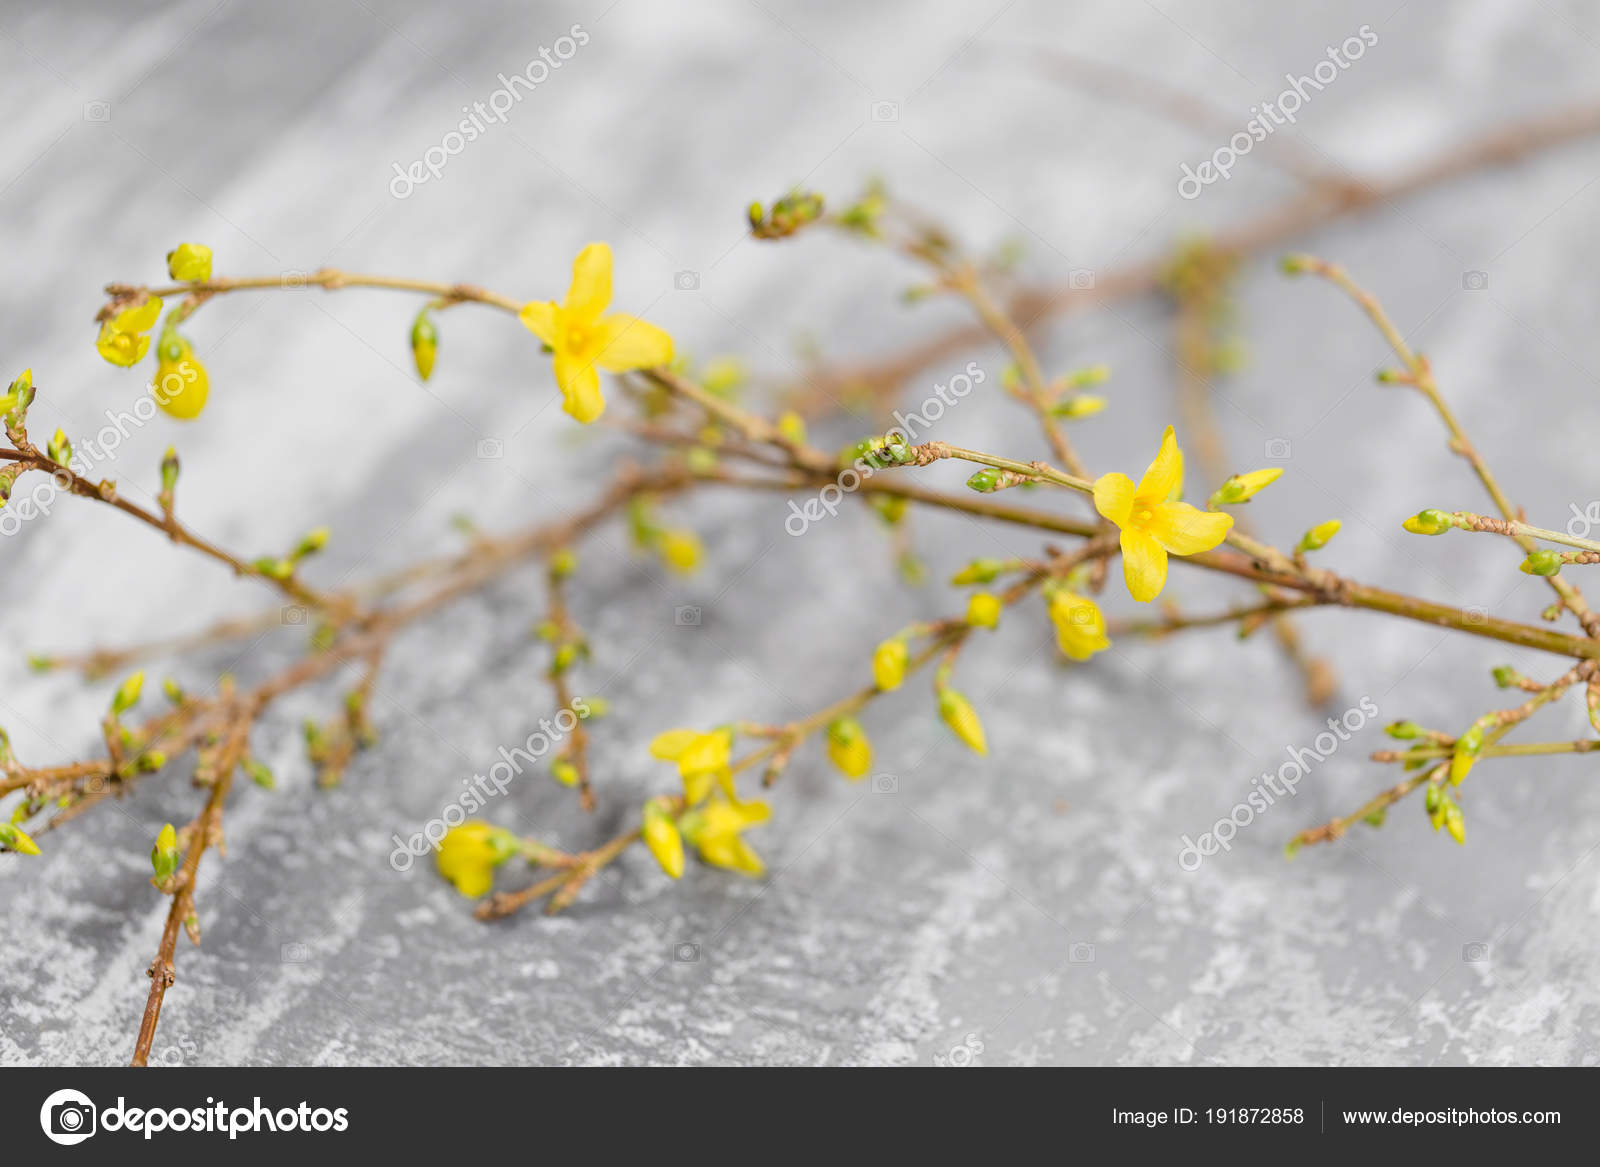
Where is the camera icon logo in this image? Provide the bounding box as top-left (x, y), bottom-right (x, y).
top-left (871, 773), bottom-right (898, 794)
top-left (281, 941), bottom-right (311, 963)
top-left (1462, 270), bottom-right (1489, 291)
top-left (280, 269), bottom-right (308, 289)
top-left (40, 1088), bottom-right (97, 1145)
top-left (870, 100), bottom-right (899, 122)
top-left (674, 942), bottom-right (701, 962)
top-left (674, 270), bottom-right (700, 291)
top-left (1264, 437), bottom-right (1292, 461)
top-left (1463, 942), bottom-right (1490, 962)
top-left (674, 605), bottom-right (702, 626)
top-left (281, 604), bottom-right (307, 626)
top-left (477, 438), bottom-right (504, 460)
top-left (1069, 942), bottom-right (1096, 963)
top-left (1463, 606), bottom-right (1489, 626)
top-left (82, 101), bottom-right (111, 123)
top-left (1068, 268), bottom-right (1096, 290)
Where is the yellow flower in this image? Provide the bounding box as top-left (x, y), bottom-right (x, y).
top-left (152, 336), bottom-right (209, 420)
top-left (519, 243), bottom-right (674, 424)
top-left (1093, 426), bottom-right (1233, 602)
top-left (642, 806), bottom-right (685, 879)
top-left (965, 592), bottom-right (1002, 629)
top-left (1047, 589), bottom-right (1111, 661)
top-left (96, 297), bottom-right (164, 367)
top-left (872, 638), bottom-right (908, 690)
top-left (826, 716), bottom-right (872, 779)
top-left (680, 795), bottom-right (770, 877)
top-left (166, 242), bottom-right (213, 282)
top-left (649, 727), bottom-right (734, 804)
top-left (436, 820), bottom-right (516, 898)
top-left (938, 689), bottom-right (987, 756)
top-left (657, 529), bottom-right (701, 574)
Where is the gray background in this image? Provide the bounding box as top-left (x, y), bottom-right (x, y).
top-left (2, 0), bottom-right (1599, 1066)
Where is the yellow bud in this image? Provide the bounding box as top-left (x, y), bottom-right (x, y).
top-left (1297, 519), bottom-right (1342, 553)
top-left (965, 592), bottom-right (1002, 629)
top-left (938, 689), bottom-right (987, 756)
top-left (111, 671), bottom-right (145, 715)
top-left (657, 529), bottom-right (702, 574)
top-left (167, 243), bottom-right (213, 282)
top-left (0, 822), bottom-right (41, 855)
top-left (826, 716), bottom-right (872, 779)
top-left (153, 341), bottom-right (210, 420)
top-left (1047, 589), bottom-right (1111, 660)
top-left (1213, 467), bottom-right (1283, 505)
top-left (872, 638), bottom-right (908, 691)
top-left (643, 812), bottom-right (685, 879)
top-left (1443, 803), bottom-right (1465, 845)
top-left (551, 760), bottom-right (580, 788)
top-left (411, 312), bottom-right (438, 381)
top-left (151, 822), bottom-right (180, 883)
top-left (777, 411), bottom-right (808, 445)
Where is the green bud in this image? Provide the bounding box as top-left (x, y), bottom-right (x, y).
top-left (292, 527), bottom-right (329, 560)
top-left (747, 201), bottom-right (763, 229)
top-left (111, 671), bottom-right (144, 715)
top-left (1279, 253), bottom-right (1310, 276)
top-left (151, 822), bottom-right (179, 883)
top-left (410, 310), bottom-right (438, 381)
top-left (0, 821), bottom-right (41, 855)
top-left (1296, 519), bottom-right (1342, 552)
top-left (162, 678), bottom-right (185, 704)
top-left (550, 548), bottom-right (578, 578)
top-left (1386, 720), bottom-right (1424, 740)
top-left (254, 557), bottom-right (294, 580)
top-left (966, 468), bottom-right (1003, 493)
top-left (160, 446), bottom-right (180, 495)
top-left (245, 758), bottom-right (276, 789)
top-left (1490, 665), bottom-right (1521, 689)
top-left (47, 428), bottom-right (72, 468)
top-left (1520, 549), bottom-right (1563, 576)
top-left (1402, 509), bottom-right (1453, 536)
top-left (1363, 808), bottom-right (1386, 828)
top-left (950, 558), bottom-right (1005, 585)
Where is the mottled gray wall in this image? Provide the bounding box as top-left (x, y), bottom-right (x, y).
top-left (1, 0), bottom-right (1598, 1065)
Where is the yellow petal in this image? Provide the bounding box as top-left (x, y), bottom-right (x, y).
top-left (554, 351), bottom-right (605, 423)
top-left (519, 301), bottom-right (559, 346)
top-left (563, 242), bottom-right (612, 321)
top-left (1120, 526), bottom-right (1169, 603)
top-left (153, 354), bottom-right (209, 420)
top-left (1148, 501), bottom-right (1233, 556)
top-left (1092, 472), bottom-right (1135, 526)
top-left (112, 296), bottom-right (163, 334)
top-left (592, 313), bottom-right (674, 372)
top-left (649, 729), bottom-right (699, 760)
top-left (1136, 426), bottom-right (1183, 503)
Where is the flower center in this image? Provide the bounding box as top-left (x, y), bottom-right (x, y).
top-left (564, 322), bottom-right (590, 352)
top-left (1132, 506), bottom-right (1155, 528)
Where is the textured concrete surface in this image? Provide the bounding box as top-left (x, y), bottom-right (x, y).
top-left (3, 0), bottom-right (1600, 1066)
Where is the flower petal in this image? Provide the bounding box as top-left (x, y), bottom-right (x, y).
top-left (1136, 425), bottom-right (1183, 503)
top-left (1149, 501), bottom-right (1234, 555)
top-left (649, 729), bottom-right (698, 760)
top-left (1092, 472), bottom-right (1135, 526)
top-left (1120, 526), bottom-right (1169, 603)
top-left (519, 300), bottom-right (559, 346)
top-left (592, 313), bottom-right (674, 372)
top-left (554, 350), bottom-right (604, 423)
top-left (563, 242), bottom-right (612, 321)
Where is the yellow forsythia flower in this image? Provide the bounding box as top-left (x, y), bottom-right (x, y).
top-left (649, 728), bottom-right (734, 804)
top-left (152, 335), bottom-right (210, 420)
top-left (657, 529), bottom-right (701, 574)
top-left (436, 820), bottom-right (516, 898)
top-left (826, 716), bottom-right (872, 779)
top-left (166, 242), bottom-right (213, 282)
top-left (872, 638), bottom-right (908, 690)
top-left (1093, 426), bottom-right (1233, 602)
top-left (679, 795), bottom-right (770, 876)
top-left (519, 242), bottom-right (674, 424)
top-left (642, 807), bottom-right (685, 879)
top-left (1047, 589), bottom-right (1111, 661)
top-left (938, 689), bottom-right (987, 756)
top-left (966, 592), bottom-right (1002, 629)
top-left (96, 297), bottom-right (164, 367)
